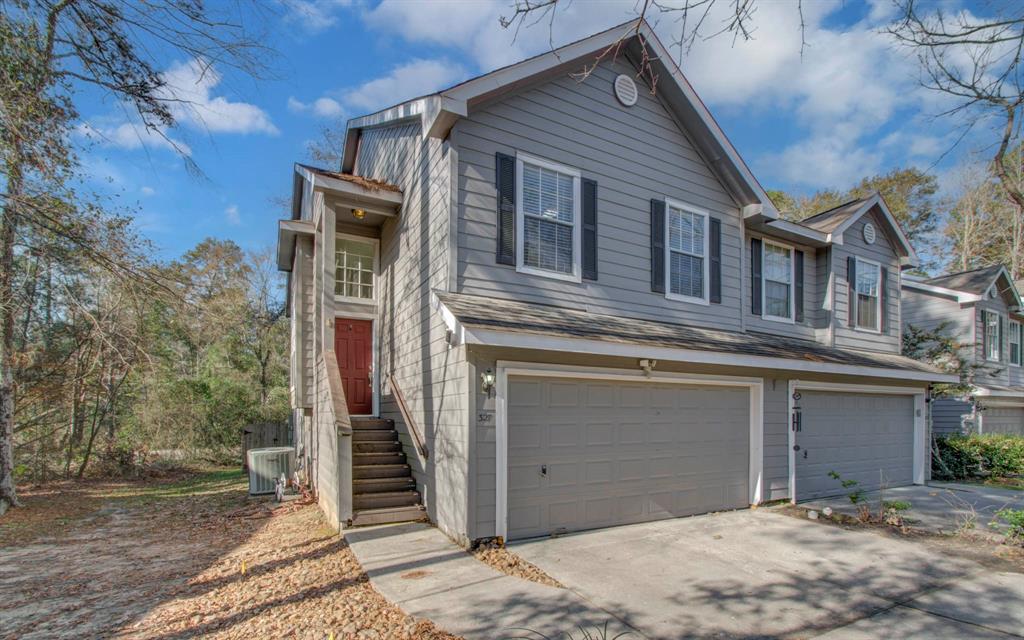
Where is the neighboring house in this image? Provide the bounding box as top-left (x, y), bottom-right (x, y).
top-left (276, 20), bottom-right (956, 544)
top-left (902, 265), bottom-right (1024, 436)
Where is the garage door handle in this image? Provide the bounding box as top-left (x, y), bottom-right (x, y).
top-left (540, 464), bottom-right (547, 477)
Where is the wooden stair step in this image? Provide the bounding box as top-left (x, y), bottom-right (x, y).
top-left (350, 418), bottom-right (395, 430)
top-left (354, 477), bottom-right (416, 494)
top-left (353, 451), bottom-right (406, 466)
top-left (352, 429), bottom-right (397, 442)
top-left (353, 490), bottom-right (421, 511)
top-left (353, 441), bottom-right (402, 454)
top-left (353, 464), bottom-right (410, 479)
top-left (351, 504), bottom-right (427, 527)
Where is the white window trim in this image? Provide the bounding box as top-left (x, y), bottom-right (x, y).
top-left (985, 310), bottom-right (1003, 362)
top-left (664, 197), bottom-right (710, 306)
top-left (514, 152), bottom-right (582, 284)
top-left (761, 238), bottom-right (795, 324)
top-left (853, 256), bottom-right (883, 334)
top-left (1010, 319), bottom-right (1021, 367)
top-left (334, 233), bottom-right (379, 305)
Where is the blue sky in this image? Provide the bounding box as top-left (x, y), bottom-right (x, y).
top-left (73, 0), bottom-right (990, 260)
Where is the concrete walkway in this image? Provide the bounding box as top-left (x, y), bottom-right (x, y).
top-left (345, 522), bottom-right (633, 639)
top-left (802, 482), bottom-right (1024, 539)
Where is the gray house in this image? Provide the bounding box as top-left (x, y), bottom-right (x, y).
top-left (902, 265), bottom-right (1024, 436)
top-left (276, 20), bottom-right (955, 544)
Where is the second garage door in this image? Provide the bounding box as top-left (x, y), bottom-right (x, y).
top-left (796, 391), bottom-right (915, 501)
top-left (984, 406), bottom-right (1024, 435)
top-left (506, 376), bottom-right (750, 540)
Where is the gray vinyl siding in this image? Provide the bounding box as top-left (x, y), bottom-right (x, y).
top-left (743, 233), bottom-right (821, 341)
top-left (762, 378), bottom-right (790, 502)
top-left (931, 398), bottom-right (974, 437)
top-left (901, 288), bottom-right (972, 337)
top-left (295, 236), bottom-right (314, 408)
top-left (353, 122), bottom-right (470, 542)
top-left (832, 211), bottom-right (901, 353)
top-left (452, 58), bottom-right (745, 331)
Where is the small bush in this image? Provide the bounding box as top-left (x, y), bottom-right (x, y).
top-left (995, 508), bottom-right (1024, 545)
top-left (933, 434), bottom-right (1024, 480)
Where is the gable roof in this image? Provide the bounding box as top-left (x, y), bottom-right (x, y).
top-left (800, 197), bottom-right (873, 234)
top-left (923, 265), bottom-right (1022, 307)
top-left (340, 19), bottom-right (778, 220)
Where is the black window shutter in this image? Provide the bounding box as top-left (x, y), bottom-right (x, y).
top-left (495, 152), bottom-right (516, 265)
top-left (650, 199), bottom-right (665, 293)
top-left (982, 311), bottom-right (990, 359)
top-left (582, 178), bottom-right (598, 281)
top-left (880, 266), bottom-right (890, 334)
top-left (709, 218), bottom-right (722, 303)
top-left (751, 238), bottom-right (762, 315)
top-left (795, 251), bottom-right (805, 323)
top-left (847, 257), bottom-right (857, 327)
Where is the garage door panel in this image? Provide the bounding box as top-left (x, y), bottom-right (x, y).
top-left (984, 407), bottom-right (1024, 435)
top-left (796, 391), bottom-right (915, 501)
top-left (506, 377), bottom-right (751, 540)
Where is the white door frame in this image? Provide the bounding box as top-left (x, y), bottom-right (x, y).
top-left (787, 380), bottom-right (927, 503)
top-left (495, 361), bottom-right (764, 541)
top-left (333, 311), bottom-right (380, 418)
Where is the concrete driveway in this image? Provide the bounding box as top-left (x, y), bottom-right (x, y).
top-left (512, 509), bottom-right (1024, 639)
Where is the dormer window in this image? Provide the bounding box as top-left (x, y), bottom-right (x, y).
top-left (855, 258), bottom-right (882, 332)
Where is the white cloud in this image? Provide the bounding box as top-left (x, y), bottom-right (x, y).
top-left (140, 186), bottom-right (156, 196)
top-left (159, 59), bottom-right (278, 135)
top-left (75, 122), bottom-right (192, 155)
top-left (282, 0), bottom-right (352, 33)
top-left (287, 95), bottom-right (345, 118)
top-left (225, 204), bottom-right (241, 225)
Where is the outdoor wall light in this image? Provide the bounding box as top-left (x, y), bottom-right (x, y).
top-left (480, 369), bottom-right (496, 395)
top-left (351, 208), bottom-right (366, 220)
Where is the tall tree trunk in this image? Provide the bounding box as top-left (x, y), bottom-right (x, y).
top-left (0, 159), bottom-right (22, 514)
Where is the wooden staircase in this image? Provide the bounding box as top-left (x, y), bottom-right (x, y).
top-left (350, 417), bottom-right (427, 527)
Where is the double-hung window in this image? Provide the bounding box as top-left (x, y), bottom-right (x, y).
top-left (666, 200), bottom-right (708, 303)
top-left (516, 154), bottom-right (581, 282)
top-left (985, 311), bottom-right (1002, 362)
top-left (1010, 319), bottom-right (1021, 366)
top-left (335, 235), bottom-right (377, 302)
top-left (762, 241), bottom-right (793, 321)
top-left (855, 258), bottom-right (881, 331)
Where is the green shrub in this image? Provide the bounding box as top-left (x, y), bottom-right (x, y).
top-left (995, 508), bottom-right (1024, 544)
top-left (933, 434), bottom-right (1024, 480)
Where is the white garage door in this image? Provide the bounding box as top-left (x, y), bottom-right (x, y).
top-left (983, 406), bottom-right (1024, 435)
top-left (506, 376), bottom-right (750, 540)
top-left (796, 391), bottom-right (915, 501)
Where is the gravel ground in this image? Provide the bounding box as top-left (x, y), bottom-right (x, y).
top-left (0, 470), bottom-right (461, 639)
top-left (471, 540), bottom-right (563, 588)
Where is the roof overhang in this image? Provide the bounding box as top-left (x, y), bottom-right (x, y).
top-left (276, 219), bottom-right (314, 272)
top-left (974, 386), bottom-right (1024, 407)
top-left (901, 279), bottom-right (982, 304)
top-left (753, 218), bottom-right (830, 247)
top-left (432, 293), bottom-right (957, 384)
top-left (340, 19), bottom-right (777, 218)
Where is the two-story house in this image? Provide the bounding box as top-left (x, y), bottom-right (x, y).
top-left (276, 20), bottom-right (955, 544)
top-left (902, 265), bottom-right (1024, 436)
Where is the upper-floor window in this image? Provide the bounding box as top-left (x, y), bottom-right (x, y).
top-left (516, 154), bottom-right (581, 282)
top-left (762, 241), bottom-right (793, 322)
top-left (666, 200), bottom-right (708, 304)
top-left (335, 235), bottom-right (376, 302)
top-left (855, 258), bottom-right (881, 332)
top-left (984, 310), bottom-right (1002, 362)
top-left (1011, 319), bottom-right (1021, 366)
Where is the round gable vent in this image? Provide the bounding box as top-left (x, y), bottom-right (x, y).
top-left (863, 222), bottom-right (876, 245)
top-left (613, 74), bottom-right (638, 107)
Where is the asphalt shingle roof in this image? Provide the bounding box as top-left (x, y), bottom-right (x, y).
top-left (438, 292), bottom-right (946, 377)
top-left (798, 197), bottom-right (872, 234)
top-left (924, 265), bottom-right (1004, 294)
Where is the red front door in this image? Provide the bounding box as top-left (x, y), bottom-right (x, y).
top-left (334, 318), bottom-right (373, 415)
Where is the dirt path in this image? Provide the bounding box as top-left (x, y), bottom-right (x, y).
top-left (0, 470), bottom-right (460, 639)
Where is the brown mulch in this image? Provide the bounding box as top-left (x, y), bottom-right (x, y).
top-left (0, 471), bottom-right (462, 640)
top-left (471, 540), bottom-right (563, 588)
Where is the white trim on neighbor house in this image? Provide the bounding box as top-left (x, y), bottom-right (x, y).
top-left (493, 361), bottom-right (764, 541)
top-left (901, 279), bottom-right (982, 304)
top-left (333, 233), bottom-right (380, 306)
top-left (514, 152), bottom-right (583, 284)
top-left (761, 237), bottom-right (796, 324)
top-left (664, 197), bottom-right (711, 306)
top-left (853, 256), bottom-right (883, 334)
top-left (333, 312), bottom-right (381, 418)
top-left (787, 380), bottom-right (928, 503)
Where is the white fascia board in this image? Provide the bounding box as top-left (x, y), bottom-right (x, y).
top-left (973, 386), bottom-right (1024, 398)
top-left (459, 325), bottom-right (959, 384)
top-left (761, 218), bottom-right (829, 245)
top-left (901, 279), bottom-right (982, 304)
